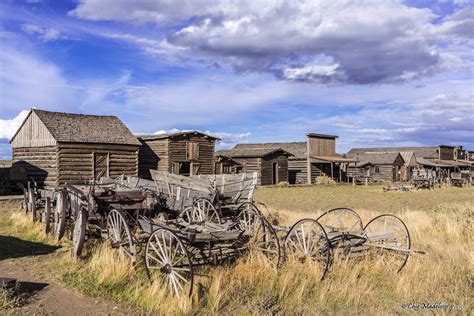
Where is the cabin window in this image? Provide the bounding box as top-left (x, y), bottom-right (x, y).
top-left (186, 142), bottom-right (199, 160)
top-left (374, 166), bottom-right (380, 174)
top-left (172, 162), bottom-right (191, 176)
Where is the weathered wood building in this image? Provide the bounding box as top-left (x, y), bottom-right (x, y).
top-left (346, 152), bottom-right (405, 182)
top-left (216, 148), bottom-right (292, 185)
top-left (138, 131), bottom-right (219, 179)
top-left (10, 109), bottom-right (140, 188)
top-left (227, 133), bottom-right (356, 184)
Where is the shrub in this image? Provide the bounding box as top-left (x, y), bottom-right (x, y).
top-left (315, 176), bottom-right (337, 185)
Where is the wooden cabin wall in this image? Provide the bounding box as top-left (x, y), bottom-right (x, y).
top-left (138, 139), bottom-right (169, 179)
top-left (168, 136), bottom-right (215, 175)
top-left (12, 146), bottom-right (57, 188)
top-left (260, 153), bottom-right (288, 185)
top-left (372, 165), bottom-right (395, 182)
top-left (233, 157), bottom-right (262, 185)
top-left (288, 159), bottom-right (322, 184)
top-left (10, 112), bottom-right (56, 148)
top-left (57, 143), bottom-right (138, 185)
top-left (307, 137), bottom-right (336, 157)
top-left (439, 147), bottom-right (455, 160)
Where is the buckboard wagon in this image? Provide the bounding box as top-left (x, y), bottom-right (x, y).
top-left (23, 173), bottom-right (422, 297)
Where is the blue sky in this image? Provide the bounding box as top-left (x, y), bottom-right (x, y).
top-left (0, 0), bottom-right (473, 159)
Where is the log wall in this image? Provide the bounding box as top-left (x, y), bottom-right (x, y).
top-left (138, 139), bottom-right (169, 179)
top-left (260, 153), bottom-right (289, 185)
top-left (12, 146), bottom-right (57, 188)
top-left (57, 143), bottom-right (138, 185)
top-left (168, 136), bottom-right (216, 175)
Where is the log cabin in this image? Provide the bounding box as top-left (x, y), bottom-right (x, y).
top-left (216, 148), bottom-right (292, 185)
top-left (137, 131), bottom-right (219, 179)
top-left (346, 152), bottom-right (405, 182)
top-left (10, 109), bottom-right (140, 188)
top-left (227, 133), bottom-right (356, 184)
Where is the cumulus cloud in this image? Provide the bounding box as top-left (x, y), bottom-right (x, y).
top-left (0, 110), bottom-right (29, 140)
top-left (21, 23), bottom-right (69, 42)
top-left (69, 0), bottom-right (474, 84)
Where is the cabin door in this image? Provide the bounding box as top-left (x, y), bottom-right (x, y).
top-left (272, 162), bottom-right (279, 185)
top-left (93, 152), bottom-right (109, 180)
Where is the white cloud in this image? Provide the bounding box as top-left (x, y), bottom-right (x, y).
top-left (0, 110), bottom-right (29, 139)
top-left (21, 23), bottom-right (68, 42)
top-left (69, 0), bottom-right (474, 84)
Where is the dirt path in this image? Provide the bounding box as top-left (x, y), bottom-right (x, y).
top-left (0, 202), bottom-right (134, 315)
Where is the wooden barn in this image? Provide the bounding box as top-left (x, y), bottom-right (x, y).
top-left (137, 131), bottom-right (219, 179)
top-left (346, 152), bottom-right (405, 182)
top-left (214, 154), bottom-right (241, 174)
top-left (216, 148), bottom-right (292, 185)
top-left (228, 133), bottom-right (356, 184)
top-left (10, 109), bottom-right (140, 188)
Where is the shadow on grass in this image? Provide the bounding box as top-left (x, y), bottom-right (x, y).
top-left (0, 236), bottom-right (60, 261)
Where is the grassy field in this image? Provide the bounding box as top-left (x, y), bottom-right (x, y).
top-left (1, 185), bottom-right (473, 314)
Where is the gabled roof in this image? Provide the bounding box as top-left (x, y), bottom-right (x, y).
top-left (11, 109), bottom-right (140, 146)
top-left (138, 131), bottom-right (220, 141)
top-left (347, 152), bottom-right (404, 166)
top-left (233, 142), bottom-right (307, 159)
top-left (347, 146), bottom-right (438, 159)
top-left (217, 147), bottom-right (293, 158)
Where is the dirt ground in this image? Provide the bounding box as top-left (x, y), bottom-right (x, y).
top-left (0, 199), bottom-right (133, 315)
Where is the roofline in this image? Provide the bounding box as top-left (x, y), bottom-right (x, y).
top-left (9, 109), bottom-right (34, 144)
top-left (218, 148), bottom-right (294, 158)
top-left (307, 133), bottom-right (338, 139)
top-left (138, 130), bottom-right (220, 141)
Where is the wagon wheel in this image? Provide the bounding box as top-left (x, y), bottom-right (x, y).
top-left (179, 199), bottom-right (221, 224)
top-left (44, 197), bottom-right (52, 234)
top-left (284, 218), bottom-right (332, 281)
top-left (237, 210), bottom-right (281, 267)
top-left (316, 208), bottom-right (363, 233)
top-left (145, 228), bottom-right (194, 297)
top-left (237, 201), bottom-right (262, 216)
top-left (106, 209), bottom-right (137, 264)
top-left (363, 214), bottom-right (411, 273)
top-left (53, 190), bottom-right (67, 241)
top-left (72, 207), bottom-right (87, 257)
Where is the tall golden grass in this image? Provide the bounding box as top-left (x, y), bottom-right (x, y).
top-left (1, 191), bottom-right (472, 314)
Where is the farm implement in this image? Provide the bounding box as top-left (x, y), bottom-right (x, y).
top-left (22, 172), bottom-right (421, 297)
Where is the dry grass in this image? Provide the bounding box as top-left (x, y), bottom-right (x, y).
top-left (1, 185), bottom-right (473, 314)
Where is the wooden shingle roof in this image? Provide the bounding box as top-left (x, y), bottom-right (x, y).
top-left (347, 146), bottom-right (438, 159)
top-left (217, 147), bottom-right (293, 158)
top-left (348, 152), bottom-right (404, 166)
top-left (138, 131), bottom-right (219, 141)
top-left (233, 142), bottom-right (307, 159)
top-left (24, 109), bottom-right (140, 145)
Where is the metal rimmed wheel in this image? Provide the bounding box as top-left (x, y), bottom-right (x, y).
top-left (316, 208), bottom-right (363, 233)
top-left (284, 218), bottom-right (332, 281)
top-left (237, 209), bottom-right (281, 267)
top-left (145, 228), bottom-right (194, 297)
top-left (44, 197), bottom-right (52, 235)
top-left (72, 207), bottom-right (87, 257)
top-left (237, 201), bottom-right (262, 216)
top-left (53, 190), bottom-right (67, 241)
top-left (363, 214), bottom-right (411, 273)
top-left (106, 209), bottom-right (137, 264)
top-left (179, 198), bottom-right (221, 224)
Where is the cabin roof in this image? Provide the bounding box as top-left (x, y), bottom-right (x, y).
top-left (349, 152), bottom-right (404, 166)
top-left (347, 146), bottom-right (438, 159)
top-left (233, 142), bottom-right (307, 159)
top-left (11, 109), bottom-right (140, 146)
top-left (138, 131), bottom-right (220, 141)
top-left (306, 133), bottom-right (338, 139)
top-left (217, 147), bottom-right (293, 158)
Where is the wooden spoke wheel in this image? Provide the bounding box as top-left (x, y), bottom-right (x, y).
top-left (237, 209), bottom-right (281, 267)
top-left (106, 209), bottom-right (137, 263)
top-left (44, 197), bottom-right (52, 235)
top-left (72, 207), bottom-right (87, 258)
top-left (284, 218), bottom-right (332, 281)
top-left (145, 228), bottom-right (194, 297)
top-left (363, 214), bottom-right (411, 273)
top-left (316, 208), bottom-right (363, 233)
top-left (179, 198), bottom-right (221, 224)
top-left (53, 190), bottom-right (67, 241)
top-left (237, 201), bottom-right (262, 216)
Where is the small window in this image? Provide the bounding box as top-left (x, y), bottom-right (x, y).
top-left (374, 166), bottom-right (380, 174)
top-left (186, 142), bottom-right (199, 160)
